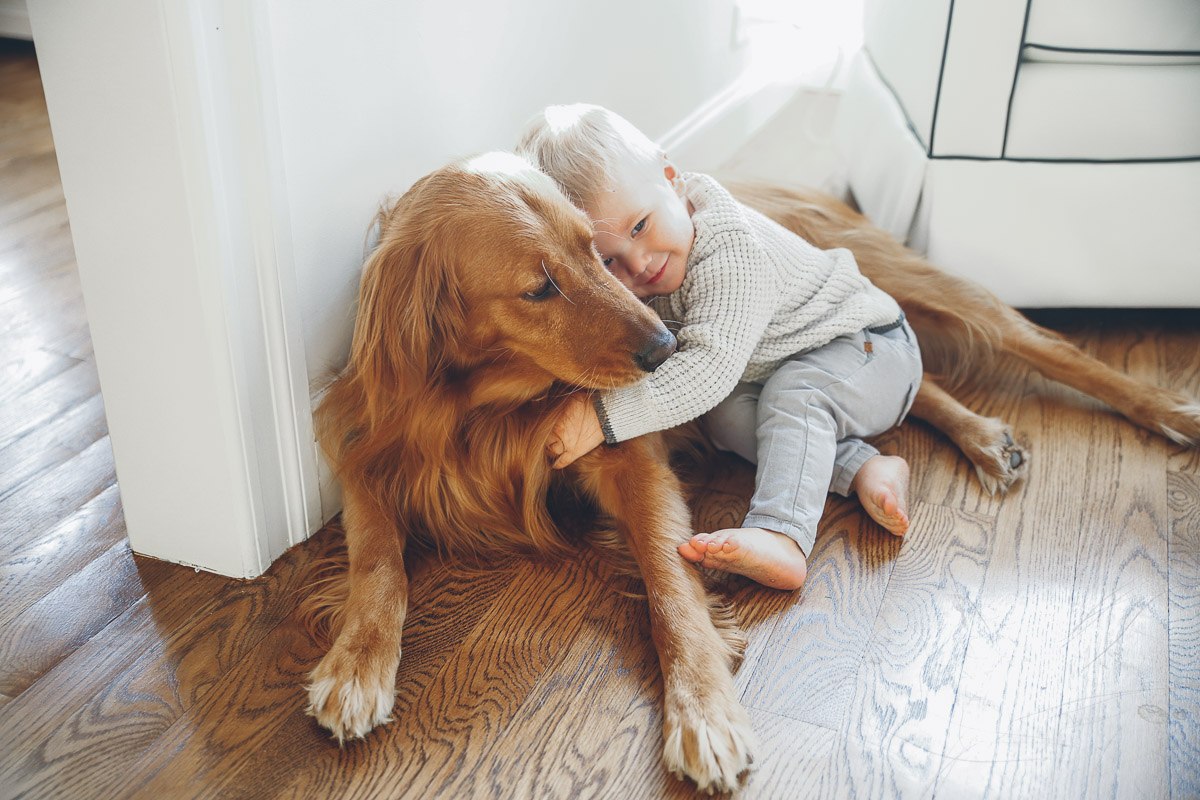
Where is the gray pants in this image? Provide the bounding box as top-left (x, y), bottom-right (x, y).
top-left (702, 320), bottom-right (923, 556)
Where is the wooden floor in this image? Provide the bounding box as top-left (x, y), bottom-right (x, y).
top-left (2, 38), bottom-right (1199, 800)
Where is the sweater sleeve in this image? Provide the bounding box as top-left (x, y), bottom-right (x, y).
top-left (596, 224), bottom-right (776, 444)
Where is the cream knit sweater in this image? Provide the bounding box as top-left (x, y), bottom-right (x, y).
top-left (596, 173), bottom-right (902, 444)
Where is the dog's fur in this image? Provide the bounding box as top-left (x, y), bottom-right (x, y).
top-left (304, 153), bottom-right (1200, 793)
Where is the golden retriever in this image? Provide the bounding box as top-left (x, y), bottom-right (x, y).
top-left (304, 152), bottom-right (1200, 793)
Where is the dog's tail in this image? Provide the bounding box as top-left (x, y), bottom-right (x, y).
top-left (729, 180), bottom-right (1011, 391)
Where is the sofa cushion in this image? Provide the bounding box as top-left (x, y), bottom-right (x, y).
top-left (1027, 0), bottom-right (1200, 53)
top-left (1006, 62), bottom-right (1200, 159)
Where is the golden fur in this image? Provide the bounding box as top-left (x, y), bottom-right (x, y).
top-left (303, 154), bottom-right (1200, 793)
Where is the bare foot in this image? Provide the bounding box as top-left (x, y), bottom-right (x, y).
top-left (678, 528), bottom-right (807, 590)
top-left (852, 454), bottom-right (911, 536)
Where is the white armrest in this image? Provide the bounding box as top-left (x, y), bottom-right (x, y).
top-left (865, 0), bottom-right (1029, 157)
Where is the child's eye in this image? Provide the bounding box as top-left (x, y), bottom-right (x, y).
top-left (601, 256), bottom-right (614, 268)
top-left (632, 218), bottom-right (647, 236)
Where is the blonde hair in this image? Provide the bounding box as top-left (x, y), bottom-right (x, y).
top-left (516, 103), bottom-right (663, 208)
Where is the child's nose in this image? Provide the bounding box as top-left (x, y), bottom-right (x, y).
top-left (635, 248), bottom-right (654, 273)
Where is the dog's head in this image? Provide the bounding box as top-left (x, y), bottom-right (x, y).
top-left (351, 152), bottom-right (675, 406)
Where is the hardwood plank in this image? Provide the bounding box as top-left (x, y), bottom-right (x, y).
top-left (0, 358), bottom-right (99, 449)
top-left (738, 708), bottom-right (835, 798)
top-left (438, 578), bottom-right (657, 799)
top-left (1050, 442), bottom-right (1169, 798)
top-left (0, 392), bottom-right (107, 503)
top-left (257, 557), bottom-right (611, 800)
top-left (0, 532), bottom-right (330, 800)
top-left (0, 179), bottom-right (63, 228)
top-left (811, 500), bottom-right (992, 797)
top-left (569, 682), bottom-right (684, 799)
top-left (0, 347), bottom-right (78, 407)
top-left (0, 123), bottom-right (55, 168)
top-left (0, 304), bottom-right (93, 367)
top-left (0, 225), bottom-right (76, 294)
top-left (211, 551), bottom-right (521, 800)
top-left (738, 498), bottom-right (903, 730)
top-left (0, 483), bottom-right (123, 629)
top-left (933, 366), bottom-right (1170, 798)
top-left (906, 351), bottom-right (1034, 519)
top-left (0, 200), bottom-right (69, 256)
top-left (1167, 471), bottom-right (1200, 799)
top-left (1049, 311), bottom-right (1175, 800)
top-left (0, 559), bottom-right (230, 800)
top-left (125, 548), bottom-right (523, 800)
top-left (0, 539), bottom-right (150, 697)
top-left (1164, 310), bottom-right (1200, 476)
top-left (0, 435), bottom-right (116, 559)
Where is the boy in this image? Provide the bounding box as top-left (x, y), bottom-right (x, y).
top-left (518, 104), bottom-right (923, 591)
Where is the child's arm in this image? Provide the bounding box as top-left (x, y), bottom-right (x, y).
top-left (594, 233), bottom-right (775, 445)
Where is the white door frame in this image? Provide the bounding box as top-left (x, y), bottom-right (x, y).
top-left (29, 0), bottom-right (324, 578)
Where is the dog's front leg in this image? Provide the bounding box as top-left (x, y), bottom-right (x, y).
top-left (576, 434), bottom-right (756, 794)
top-left (307, 484), bottom-right (408, 742)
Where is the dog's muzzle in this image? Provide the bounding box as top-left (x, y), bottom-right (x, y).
top-left (634, 328), bottom-right (677, 373)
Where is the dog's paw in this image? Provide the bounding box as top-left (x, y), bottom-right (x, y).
top-left (960, 419), bottom-right (1029, 495)
top-left (1158, 400), bottom-right (1200, 447)
top-left (661, 679), bottom-right (756, 794)
top-left (306, 643), bottom-right (399, 744)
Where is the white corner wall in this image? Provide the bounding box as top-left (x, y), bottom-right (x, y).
top-left (265, 0), bottom-right (747, 401)
top-left (29, 0), bottom-right (321, 578)
top-left (28, 0), bottom-right (770, 576)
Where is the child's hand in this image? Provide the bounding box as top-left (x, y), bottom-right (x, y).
top-left (547, 393), bottom-right (605, 469)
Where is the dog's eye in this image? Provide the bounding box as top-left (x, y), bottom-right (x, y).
top-left (523, 278), bottom-right (557, 302)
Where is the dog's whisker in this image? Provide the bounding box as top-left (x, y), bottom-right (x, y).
top-left (543, 260), bottom-right (574, 305)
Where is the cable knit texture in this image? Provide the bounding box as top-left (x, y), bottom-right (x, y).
top-left (597, 173), bottom-right (902, 444)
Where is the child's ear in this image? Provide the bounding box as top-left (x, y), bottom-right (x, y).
top-left (662, 157), bottom-right (685, 197)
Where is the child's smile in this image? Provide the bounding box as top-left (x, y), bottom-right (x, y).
top-left (586, 158), bottom-right (694, 299)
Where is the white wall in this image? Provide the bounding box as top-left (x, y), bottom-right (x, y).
top-left (263, 0), bottom-right (747, 392)
top-left (27, 0), bottom-right (312, 577)
top-left (27, 0), bottom-right (764, 576)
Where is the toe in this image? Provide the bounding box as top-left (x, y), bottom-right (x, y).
top-left (678, 541), bottom-right (704, 562)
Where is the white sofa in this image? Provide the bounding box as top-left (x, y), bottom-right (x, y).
top-left (834, 0), bottom-right (1200, 307)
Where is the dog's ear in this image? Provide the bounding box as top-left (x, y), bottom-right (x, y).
top-left (350, 197), bottom-right (466, 418)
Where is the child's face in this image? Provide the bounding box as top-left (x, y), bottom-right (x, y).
top-left (585, 158), bottom-right (694, 300)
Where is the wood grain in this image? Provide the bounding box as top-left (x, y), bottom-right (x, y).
top-left (933, 364), bottom-right (1170, 799)
top-left (207, 554), bottom-right (520, 800)
top-left (0, 483), bottom-right (124, 628)
top-left (438, 578), bottom-right (656, 799)
top-left (0, 540), bottom-right (330, 800)
top-left (0, 540), bottom-right (151, 697)
top-left (811, 500), bottom-right (992, 798)
top-left (0, 392), bottom-right (108, 502)
top-left (0, 436), bottom-right (116, 558)
top-left (0, 359), bottom-right (99, 449)
top-left (275, 557), bottom-right (613, 800)
top-left (1167, 471), bottom-right (1200, 799)
top-left (0, 558), bottom-right (226, 800)
top-left (739, 497), bottom-right (904, 730)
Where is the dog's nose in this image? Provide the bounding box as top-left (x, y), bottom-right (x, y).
top-left (634, 328), bottom-right (677, 372)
